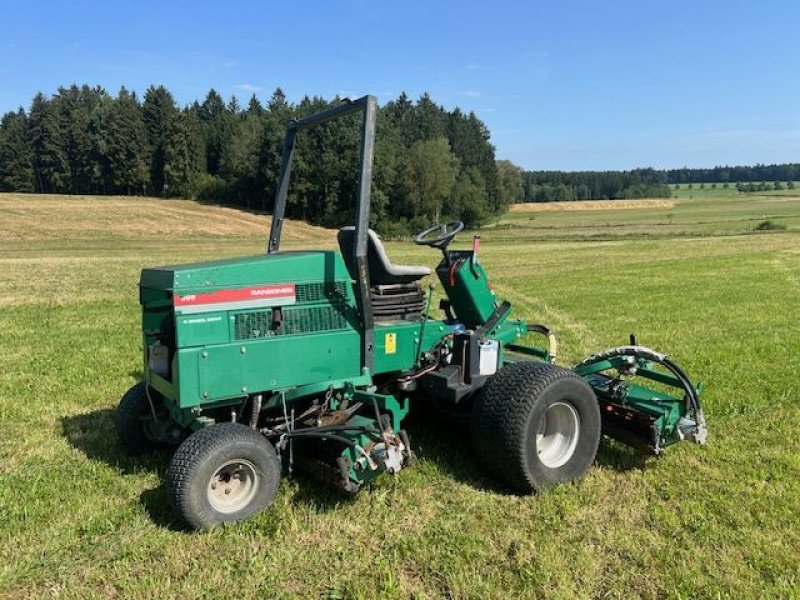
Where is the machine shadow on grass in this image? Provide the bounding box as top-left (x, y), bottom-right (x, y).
top-left (404, 407), bottom-right (648, 492)
top-left (402, 414), bottom-right (510, 493)
top-left (61, 405), bottom-right (646, 530)
top-left (61, 408), bottom-right (182, 530)
top-left (60, 408), bottom-right (166, 476)
top-left (594, 441), bottom-right (649, 472)
top-left (61, 407), bottom-right (349, 529)
top-left (59, 406), bottom-right (512, 525)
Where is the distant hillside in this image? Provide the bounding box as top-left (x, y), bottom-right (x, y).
top-left (0, 193), bottom-right (334, 243)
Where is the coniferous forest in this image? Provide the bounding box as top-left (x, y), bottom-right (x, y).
top-left (0, 85), bottom-right (520, 233)
top-left (2, 84), bottom-right (797, 230)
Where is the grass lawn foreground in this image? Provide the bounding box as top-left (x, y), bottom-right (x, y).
top-left (1, 191), bottom-right (799, 598)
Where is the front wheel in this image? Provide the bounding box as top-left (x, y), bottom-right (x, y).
top-left (471, 361), bottom-right (601, 493)
top-left (166, 423), bottom-right (281, 530)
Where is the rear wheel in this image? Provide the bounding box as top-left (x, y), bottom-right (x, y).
top-left (167, 423), bottom-right (281, 530)
top-left (116, 382), bottom-right (165, 455)
top-left (471, 361), bottom-right (600, 493)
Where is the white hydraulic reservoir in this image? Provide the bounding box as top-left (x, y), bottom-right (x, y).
top-left (478, 339), bottom-right (499, 376)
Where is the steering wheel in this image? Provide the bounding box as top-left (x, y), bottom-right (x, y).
top-left (413, 221), bottom-right (464, 249)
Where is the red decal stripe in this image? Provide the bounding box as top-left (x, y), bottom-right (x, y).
top-left (174, 284), bottom-right (296, 307)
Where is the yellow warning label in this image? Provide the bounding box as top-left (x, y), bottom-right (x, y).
top-left (385, 332), bottom-right (397, 354)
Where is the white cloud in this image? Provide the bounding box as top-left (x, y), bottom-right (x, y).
top-left (224, 60), bottom-right (237, 68)
top-left (465, 63), bottom-right (481, 70)
top-left (236, 83), bottom-right (262, 92)
top-left (462, 90), bottom-right (481, 98)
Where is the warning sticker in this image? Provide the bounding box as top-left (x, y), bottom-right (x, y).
top-left (385, 332), bottom-right (397, 354)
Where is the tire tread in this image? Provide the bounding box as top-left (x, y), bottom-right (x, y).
top-left (167, 423), bottom-right (279, 529)
top-left (471, 361), bottom-right (598, 493)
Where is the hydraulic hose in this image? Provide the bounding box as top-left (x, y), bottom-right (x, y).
top-left (528, 323), bottom-right (558, 364)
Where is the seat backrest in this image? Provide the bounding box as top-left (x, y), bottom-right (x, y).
top-left (337, 227), bottom-right (429, 285)
top-left (337, 227), bottom-right (392, 285)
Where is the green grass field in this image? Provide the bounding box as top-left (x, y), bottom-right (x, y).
top-left (1, 192), bottom-right (799, 599)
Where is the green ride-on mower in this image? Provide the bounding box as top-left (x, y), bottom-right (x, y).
top-left (117, 96), bottom-right (708, 530)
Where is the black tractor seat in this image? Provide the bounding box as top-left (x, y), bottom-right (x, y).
top-left (337, 227), bottom-right (430, 321)
top-left (337, 227), bottom-right (430, 286)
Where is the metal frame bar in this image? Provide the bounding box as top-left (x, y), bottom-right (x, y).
top-left (267, 95), bottom-right (378, 374)
top-left (573, 358), bottom-right (683, 389)
top-left (504, 343), bottom-right (549, 361)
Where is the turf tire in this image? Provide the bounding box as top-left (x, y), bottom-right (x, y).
top-left (470, 361), bottom-right (601, 493)
top-left (116, 381), bottom-right (163, 455)
top-left (167, 423), bottom-right (280, 530)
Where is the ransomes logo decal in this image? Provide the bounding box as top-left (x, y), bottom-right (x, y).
top-left (174, 284), bottom-right (296, 314)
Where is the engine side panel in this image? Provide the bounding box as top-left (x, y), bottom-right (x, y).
top-left (177, 330), bottom-right (362, 407)
top-left (139, 251), bottom-right (364, 407)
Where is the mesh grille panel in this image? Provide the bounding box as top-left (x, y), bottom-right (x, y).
top-left (232, 281), bottom-right (350, 339)
top-left (295, 281), bottom-right (348, 304)
top-left (234, 310), bottom-right (272, 340)
top-left (282, 305), bottom-right (349, 335)
top-left (233, 305), bottom-right (350, 339)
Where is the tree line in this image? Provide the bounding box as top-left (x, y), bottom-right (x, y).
top-left (667, 163), bottom-right (800, 184)
top-left (0, 85), bottom-right (524, 233)
top-left (521, 163), bottom-right (800, 203)
top-left (675, 181), bottom-right (794, 190)
top-left (522, 168), bottom-right (672, 202)
top-left (734, 181), bottom-right (795, 193)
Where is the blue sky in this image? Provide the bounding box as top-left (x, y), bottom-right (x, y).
top-left (0, 1), bottom-right (797, 170)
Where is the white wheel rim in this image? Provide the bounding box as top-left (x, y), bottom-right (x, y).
top-left (207, 459), bottom-right (259, 514)
top-left (536, 401), bottom-right (581, 468)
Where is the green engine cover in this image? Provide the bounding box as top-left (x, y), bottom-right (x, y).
top-left (139, 251), bottom-right (365, 407)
